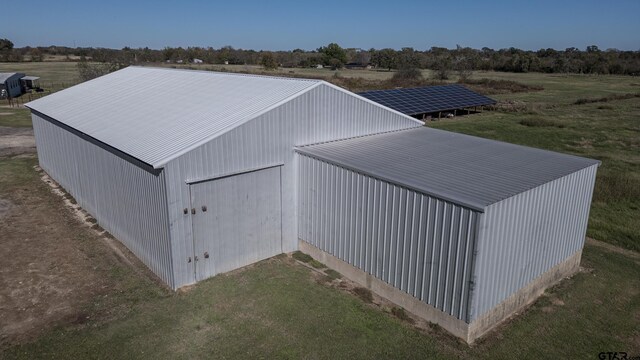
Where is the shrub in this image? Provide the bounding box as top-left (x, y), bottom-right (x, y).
top-left (392, 68), bottom-right (422, 81)
top-left (260, 52), bottom-right (278, 70)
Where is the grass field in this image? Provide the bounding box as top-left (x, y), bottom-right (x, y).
top-left (1, 62), bottom-right (638, 250)
top-left (0, 61), bottom-right (81, 87)
top-left (1, 158), bottom-right (638, 359)
top-left (1, 157), bottom-right (638, 359)
top-left (1, 62), bottom-right (638, 357)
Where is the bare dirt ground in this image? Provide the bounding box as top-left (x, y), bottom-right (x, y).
top-left (0, 174), bottom-right (103, 346)
top-left (0, 126), bottom-right (35, 157)
top-left (0, 122), bottom-right (163, 348)
top-left (0, 160), bottom-right (158, 347)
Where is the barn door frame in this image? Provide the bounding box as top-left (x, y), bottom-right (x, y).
top-left (186, 163), bottom-right (284, 282)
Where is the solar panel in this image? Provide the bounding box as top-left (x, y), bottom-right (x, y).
top-left (358, 84), bottom-right (496, 116)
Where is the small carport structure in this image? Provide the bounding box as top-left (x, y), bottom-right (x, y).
top-left (20, 76), bottom-right (41, 91)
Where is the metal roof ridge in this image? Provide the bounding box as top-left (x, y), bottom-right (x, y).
top-left (296, 125), bottom-right (423, 149)
top-left (128, 65), bottom-right (322, 83)
top-left (152, 80), bottom-right (325, 168)
top-left (319, 80), bottom-right (424, 125)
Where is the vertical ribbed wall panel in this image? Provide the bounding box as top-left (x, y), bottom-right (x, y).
top-left (32, 114), bottom-right (174, 288)
top-left (298, 155), bottom-right (479, 321)
top-left (469, 164), bottom-right (597, 321)
top-left (164, 83), bottom-right (421, 288)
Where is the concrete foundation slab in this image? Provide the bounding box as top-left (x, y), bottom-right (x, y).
top-left (299, 239), bottom-right (582, 344)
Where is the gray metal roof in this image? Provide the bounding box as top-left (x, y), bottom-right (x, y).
top-left (296, 127), bottom-right (600, 211)
top-left (0, 72), bottom-right (25, 83)
top-left (21, 76), bottom-right (40, 81)
top-left (26, 66), bottom-right (322, 168)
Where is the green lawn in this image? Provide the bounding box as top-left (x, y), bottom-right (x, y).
top-left (2, 169), bottom-right (638, 360)
top-left (2, 246), bottom-right (638, 359)
top-left (1, 64), bottom-right (638, 358)
top-left (0, 108), bottom-right (32, 127)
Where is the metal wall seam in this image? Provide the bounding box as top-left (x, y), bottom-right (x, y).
top-left (469, 164), bottom-right (598, 321)
top-left (298, 155), bottom-right (479, 321)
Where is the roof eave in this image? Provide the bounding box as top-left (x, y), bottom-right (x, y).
top-left (295, 146), bottom-right (487, 213)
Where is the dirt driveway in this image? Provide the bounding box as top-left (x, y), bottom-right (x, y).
top-left (0, 126), bottom-right (35, 157)
top-left (0, 131), bottom-right (161, 347)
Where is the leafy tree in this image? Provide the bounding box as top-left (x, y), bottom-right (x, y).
top-left (586, 45), bottom-right (601, 53)
top-left (317, 43), bottom-right (347, 69)
top-left (372, 48), bottom-right (397, 71)
top-left (432, 56), bottom-right (452, 80)
top-left (397, 47), bottom-right (421, 70)
top-left (29, 48), bottom-right (43, 62)
top-left (260, 52), bottom-right (278, 70)
top-left (77, 61), bottom-right (125, 82)
top-left (0, 38), bottom-right (15, 62)
top-left (0, 38), bottom-right (13, 51)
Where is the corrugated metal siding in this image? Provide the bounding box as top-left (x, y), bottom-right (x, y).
top-left (32, 113), bottom-right (174, 287)
top-left (469, 164), bottom-right (598, 321)
top-left (298, 155), bottom-right (479, 321)
top-left (191, 166), bottom-right (282, 280)
top-left (165, 83), bottom-right (422, 288)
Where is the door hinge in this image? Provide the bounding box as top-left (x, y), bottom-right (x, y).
top-left (187, 256), bottom-right (192, 263)
top-left (191, 208), bottom-right (196, 214)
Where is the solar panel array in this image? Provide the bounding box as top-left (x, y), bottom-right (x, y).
top-left (358, 84), bottom-right (496, 116)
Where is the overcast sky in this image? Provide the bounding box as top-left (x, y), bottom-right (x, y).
top-left (3, 0), bottom-right (639, 51)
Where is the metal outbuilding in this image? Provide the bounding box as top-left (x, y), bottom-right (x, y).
top-left (26, 66), bottom-right (598, 343)
top-left (0, 72), bottom-right (25, 98)
top-left (296, 127), bottom-right (598, 341)
top-left (26, 66), bottom-right (422, 288)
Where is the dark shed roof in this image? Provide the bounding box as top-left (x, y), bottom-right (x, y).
top-left (296, 127), bottom-right (599, 211)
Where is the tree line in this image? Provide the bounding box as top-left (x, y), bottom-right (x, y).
top-left (2, 38), bottom-right (639, 76)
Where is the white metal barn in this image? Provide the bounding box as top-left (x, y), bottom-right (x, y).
top-left (26, 67), bottom-right (598, 342)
